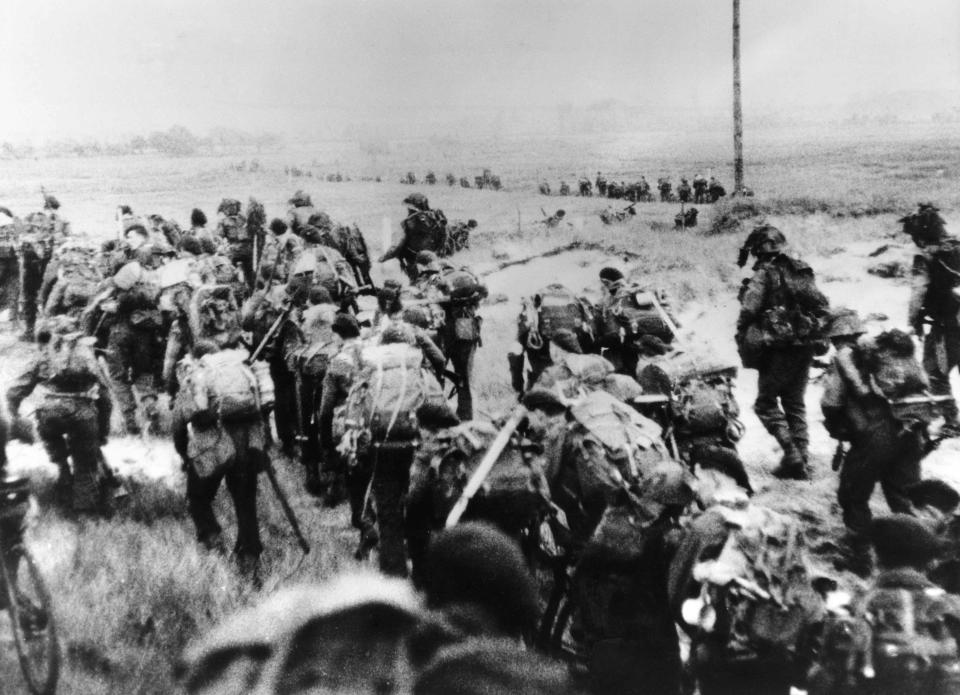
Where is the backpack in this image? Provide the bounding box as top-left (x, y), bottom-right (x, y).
top-left (342, 342), bottom-right (445, 444)
top-left (925, 239), bottom-right (960, 315)
top-left (685, 506), bottom-right (824, 662)
top-left (219, 214), bottom-right (249, 243)
top-left (45, 330), bottom-right (99, 385)
top-left (189, 348), bottom-right (271, 422)
top-left (757, 256), bottom-right (830, 347)
top-left (291, 245), bottom-right (355, 299)
top-left (601, 285), bottom-right (675, 344)
top-left (287, 305), bottom-right (342, 379)
top-left (521, 284), bottom-right (594, 347)
top-left (435, 266), bottom-right (485, 303)
top-left (419, 420), bottom-right (551, 533)
top-left (188, 285), bottom-right (242, 348)
top-left (815, 587), bottom-right (960, 695)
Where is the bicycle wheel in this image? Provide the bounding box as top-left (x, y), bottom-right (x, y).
top-left (1, 543), bottom-right (60, 695)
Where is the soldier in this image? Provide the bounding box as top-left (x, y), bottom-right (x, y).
top-left (19, 195), bottom-right (70, 341)
top-left (822, 312), bottom-right (932, 566)
top-left (658, 177), bottom-right (672, 202)
top-left (177, 340), bottom-right (269, 582)
top-left (538, 181), bottom-right (551, 196)
top-left (903, 203), bottom-right (960, 436)
top-left (639, 175), bottom-right (651, 200)
top-left (807, 515), bottom-right (960, 695)
top-left (693, 173), bottom-right (708, 204)
top-left (215, 199), bottom-right (252, 288)
top-left (736, 225), bottom-right (829, 479)
top-left (441, 218), bottom-right (477, 256)
top-left (7, 318), bottom-right (112, 515)
top-left (107, 260), bottom-right (165, 435)
top-left (677, 177), bottom-right (692, 203)
top-left (579, 177), bottom-right (593, 196)
top-left (540, 209), bottom-right (566, 228)
top-left (445, 172), bottom-right (456, 186)
top-left (256, 218), bottom-right (303, 286)
top-left (596, 171), bottom-right (608, 197)
top-left (379, 193), bottom-right (446, 283)
top-left (559, 181), bottom-right (570, 196)
top-left (188, 207), bottom-right (208, 241)
top-left (425, 171), bottom-right (437, 185)
top-left (285, 189), bottom-right (315, 237)
top-left (415, 251), bottom-right (487, 420)
top-left (708, 176), bottom-right (726, 202)
top-left (317, 313), bottom-right (362, 507)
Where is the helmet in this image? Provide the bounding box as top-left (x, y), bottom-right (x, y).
top-left (403, 193), bottom-right (429, 211)
top-left (825, 307), bottom-right (865, 338)
top-left (381, 322), bottom-right (416, 345)
top-left (749, 224), bottom-right (786, 256)
top-left (288, 190), bottom-right (312, 207)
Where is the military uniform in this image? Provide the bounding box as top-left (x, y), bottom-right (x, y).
top-left (107, 280), bottom-right (164, 435)
top-left (0, 220), bottom-right (20, 324)
top-left (380, 194), bottom-right (445, 283)
top-left (905, 205), bottom-right (960, 430)
top-left (737, 227), bottom-right (828, 478)
top-left (7, 337), bottom-right (111, 513)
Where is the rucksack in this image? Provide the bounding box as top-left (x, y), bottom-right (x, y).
top-left (419, 420), bottom-right (551, 533)
top-left (342, 342), bottom-right (445, 445)
top-left (45, 330), bottom-right (99, 386)
top-left (219, 214), bottom-right (249, 243)
top-left (188, 285), bottom-right (242, 348)
top-left (926, 239), bottom-right (960, 314)
top-left (435, 266), bottom-right (485, 303)
top-left (815, 586), bottom-right (960, 695)
top-left (757, 256), bottom-right (830, 346)
top-left (521, 284), bottom-right (594, 347)
top-left (189, 348), bottom-right (269, 422)
top-left (286, 304), bottom-right (342, 379)
top-left (291, 245), bottom-right (355, 299)
top-left (601, 285), bottom-right (675, 344)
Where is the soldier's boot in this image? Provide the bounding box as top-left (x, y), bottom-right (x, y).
top-left (839, 532), bottom-right (874, 578)
top-left (771, 431), bottom-right (807, 480)
top-left (304, 459), bottom-right (323, 498)
top-left (236, 553), bottom-right (262, 589)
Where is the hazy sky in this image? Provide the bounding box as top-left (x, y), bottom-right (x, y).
top-left (2, 0), bottom-right (958, 139)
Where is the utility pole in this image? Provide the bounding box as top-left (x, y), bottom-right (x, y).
top-left (732, 0), bottom-right (744, 194)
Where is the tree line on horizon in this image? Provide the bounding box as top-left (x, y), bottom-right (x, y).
top-left (0, 125), bottom-right (284, 160)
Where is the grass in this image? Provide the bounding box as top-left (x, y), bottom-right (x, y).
top-left (0, 125), bottom-right (956, 693)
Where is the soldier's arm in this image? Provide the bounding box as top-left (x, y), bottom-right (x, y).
top-left (378, 235), bottom-right (407, 263)
top-left (908, 253), bottom-right (931, 333)
top-left (6, 357), bottom-right (42, 417)
top-left (736, 266), bottom-right (769, 331)
top-left (318, 362), bottom-right (352, 452)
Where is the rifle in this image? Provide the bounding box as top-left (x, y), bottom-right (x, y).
top-left (249, 300), bottom-right (293, 363)
top-left (446, 406), bottom-right (527, 528)
top-left (262, 457), bottom-right (311, 554)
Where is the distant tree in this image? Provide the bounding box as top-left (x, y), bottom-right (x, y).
top-left (149, 125), bottom-right (199, 156)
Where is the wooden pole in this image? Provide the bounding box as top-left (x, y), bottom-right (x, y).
top-left (732, 0), bottom-right (744, 193)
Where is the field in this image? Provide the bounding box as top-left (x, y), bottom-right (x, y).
top-left (1, 121), bottom-right (959, 694)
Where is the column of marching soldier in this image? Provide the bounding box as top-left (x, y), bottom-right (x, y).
top-left (3, 191), bottom-right (960, 695)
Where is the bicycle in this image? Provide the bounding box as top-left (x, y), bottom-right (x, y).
top-left (0, 476), bottom-right (59, 695)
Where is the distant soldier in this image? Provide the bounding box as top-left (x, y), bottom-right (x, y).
top-left (440, 219), bottom-right (477, 256)
top-left (425, 171), bottom-right (436, 185)
top-left (540, 209), bottom-right (566, 228)
top-left (639, 176), bottom-right (651, 200)
top-left (657, 177), bottom-right (672, 202)
top-left (7, 318), bottom-right (112, 515)
top-left (559, 181), bottom-right (570, 196)
top-left (579, 177), bottom-right (593, 196)
top-left (286, 190), bottom-right (315, 236)
top-left (215, 198), bottom-right (252, 286)
top-left (677, 177), bottom-right (692, 203)
top-left (459, 176), bottom-right (471, 188)
top-left (538, 181), bottom-right (551, 195)
top-left (736, 225), bottom-right (830, 479)
top-left (445, 172), bottom-right (456, 186)
top-left (693, 173), bottom-right (708, 203)
top-left (379, 193), bottom-right (446, 283)
top-left (596, 171), bottom-right (608, 197)
top-left (708, 177), bottom-right (726, 202)
top-left (903, 203), bottom-right (960, 435)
